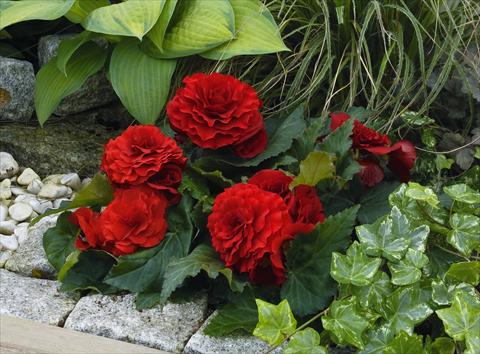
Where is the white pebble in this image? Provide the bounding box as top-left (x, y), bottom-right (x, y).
top-left (32, 199), bottom-right (53, 214)
top-left (17, 168), bottom-right (41, 186)
top-left (0, 250), bottom-right (13, 267)
top-left (8, 202), bottom-right (33, 222)
top-left (0, 204), bottom-right (7, 222)
top-left (42, 174), bottom-right (64, 185)
top-left (27, 179), bottom-right (43, 194)
top-left (61, 173), bottom-right (82, 191)
top-left (53, 198), bottom-right (70, 209)
top-left (0, 221), bottom-right (16, 235)
top-left (38, 183), bottom-right (69, 199)
top-left (0, 152), bottom-right (19, 180)
top-left (82, 177), bottom-right (92, 187)
top-left (14, 224), bottom-right (29, 245)
top-left (11, 187), bottom-right (30, 196)
top-left (0, 179), bottom-right (11, 200)
top-left (0, 234), bottom-right (18, 251)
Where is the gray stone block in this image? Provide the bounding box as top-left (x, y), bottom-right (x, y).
top-left (5, 216), bottom-right (57, 278)
top-left (0, 269), bottom-right (77, 325)
top-left (184, 310), bottom-right (280, 354)
top-left (0, 56), bottom-right (35, 122)
top-left (64, 293), bottom-right (208, 353)
top-left (37, 34), bottom-right (116, 116)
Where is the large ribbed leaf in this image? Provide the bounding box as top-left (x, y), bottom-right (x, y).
top-left (109, 39), bottom-right (176, 124)
top-left (201, 0), bottom-right (289, 60)
top-left (0, 0), bottom-right (75, 30)
top-left (146, 0), bottom-right (178, 51)
top-left (56, 31), bottom-right (96, 75)
top-left (65, 0), bottom-right (110, 24)
top-left (157, 0), bottom-right (235, 58)
top-left (82, 0), bottom-right (165, 39)
top-left (35, 42), bottom-right (106, 126)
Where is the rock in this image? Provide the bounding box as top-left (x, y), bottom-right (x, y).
top-left (17, 167), bottom-right (41, 186)
top-left (64, 293), bottom-right (208, 353)
top-left (27, 179), bottom-right (43, 194)
top-left (0, 234), bottom-right (18, 250)
top-left (5, 216), bottom-right (57, 278)
top-left (8, 202), bottom-right (33, 222)
top-left (0, 152), bottom-right (19, 180)
top-left (0, 115), bottom-right (120, 178)
top-left (184, 311), bottom-right (280, 354)
top-left (0, 269), bottom-right (78, 325)
top-left (82, 177), bottom-right (92, 187)
top-left (14, 223), bottom-right (29, 245)
top-left (0, 57), bottom-right (35, 122)
top-left (10, 187), bottom-right (30, 196)
top-left (0, 250), bottom-right (12, 267)
top-left (42, 174), bottom-right (64, 185)
top-left (0, 220), bottom-right (16, 234)
top-left (31, 199), bottom-right (53, 214)
top-left (53, 198), bottom-right (70, 209)
top-left (0, 178), bottom-right (11, 199)
top-left (61, 173), bottom-right (82, 191)
top-left (0, 204), bottom-right (7, 221)
top-left (38, 183), bottom-right (69, 199)
top-left (38, 35), bottom-right (116, 116)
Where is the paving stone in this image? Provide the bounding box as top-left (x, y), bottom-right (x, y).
top-left (64, 293), bottom-right (208, 353)
top-left (184, 310), bottom-right (281, 354)
top-left (5, 216), bottom-right (57, 278)
top-left (0, 269), bottom-right (78, 326)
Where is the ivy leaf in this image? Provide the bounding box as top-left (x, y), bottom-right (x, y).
top-left (360, 326), bottom-right (394, 354)
top-left (60, 250), bottom-right (116, 293)
top-left (253, 299), bottom-right (297, 346)
top-left (385, 331), bottom-right (424, 353)
top-left (160, 244), bottom-right (245, 304)
top-left (284, 328), bottom-right (327, 354)
top-left (321, 296), bottom-right (369, 349)
top-left (430, 337), bottom-right (456, 354)
top-left (388, 249), bottom-right (429, 286)
top-left (435, 155), bottom-right (455, 171)
top-left (331, 241), bottom-right (382, 286)
top-left (447, 213), bottom-right (480, 257)
top-left (380, 287), bottom-right (433, 335)
top-left (443, 184), bottom-right (480, 204)
top-left (290, 151), bottom-right (335, 188)
top-left (431, 279), bottom-right (477, 306)
top-left (405, 182), bottom-right (440, 208)
top-left (204, 289), bottom-right (258, 336)
top-left (445, 261), bottom-right (480, 286)
top-left (281, 206), bottom-right (360, 316)
top-left (352, 271), bottom-right (393, 310)
top-left (436, 291), bottom-right (480, 347)
top-left (43, 212), bottom-right (78, 271)
top-left (104, 197), bottom-right (193, 295)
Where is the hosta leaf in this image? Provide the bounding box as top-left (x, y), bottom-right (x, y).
top-left (331, 242), bottom-right (382, 286)
top-left (380, 287), bottom-right (433, 335)
top-left (352, 271), bottom-right (393, 310)
top-left (204, 289), bottom-right (258, 336)
top-left (388, 249), bottom-right (428, 286)
top-left (384, 331), bottom-right (424, 354)
top-left (35, 42), bottom-right (106, 126)
top-left (447, 213), bottom-right (480, 256)
top-left (145, 0), bottom-right (178, 51)
top-left (445, 261), bottom-right (480, 286)
top-left (253, 299), bottom-right (297, 346)
top-left (443, 184), bottom-right (480, 204)
top-left (281, 206), bottom-right (359, 316)
top-left (160, 244), bottom-right (245, 304)
top-left (290, 151), bottom-right (335, 188)
top-left (157, 0), bottom-right (234, 58)
top-left (83, 0), bottom-right (164, 39)
top-left (109, 39), bottom-right (176, 124)
top-left (65, 0), bottom-right (110, 24)
top-left (201, 0), bottom-right (288, 60)
top-left (321, 296), bottom-right (369, 349)
top-left (43, 212), bottom-right (77, 271)
top-left (283, 328), bottom-right (327, 354)
top-left (436, 291), bottom-right (480, 345)
top-left (0, 0), bottom-right (75, 30)
top-left (56, 31), bottom-right (96, 75)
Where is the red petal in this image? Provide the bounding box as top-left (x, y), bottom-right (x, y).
top-left (387, 140), bottom-right (416, 182)
top-left (358, 159), bottom-right (384, 187)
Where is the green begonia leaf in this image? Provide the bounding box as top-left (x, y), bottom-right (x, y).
top-left (436, 291), bottom-right (480, 349)
top-left (43, 212), bottom-right (77, 272)
top-left (321, 296), bottom-right (369, 349)
top-left (445, 261), bottom-right (480, 286)
top-left (388, 249), bottom-right (428, 286)
top-left (284, 328), bottom-right (327, 354)
top-left (358, 181), bottom-right (400, 224)
top-left (385, 331), bottom-right (424, 353)
top-left (380, 286), bottom-right (433, 335)
top-left (443, 184), bottom-right (480, 204)
top-left (290, 151), bottom-right (335, 188)
top-left (321, 116), bottom-right (354, 158)
top-left (253, 299), bottom-right (297, 346)
top-left (281, 206), bottom-right (359, 316)
top-left (352, 271), bottom-right (393, 310)
top-left (331, 241), bottom-right (382, 286)
top-left (447, 213), bottom-right (480, 257)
